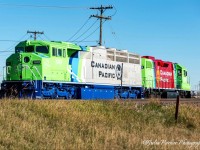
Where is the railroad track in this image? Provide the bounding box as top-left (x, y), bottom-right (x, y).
top-left (159, 98), bottom-right (200, 106)
top-left (125, 98), bottom-right (200, 105)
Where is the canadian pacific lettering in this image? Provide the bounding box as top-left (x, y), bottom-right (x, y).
top-left (99, 71), bottom-right (115, 78)
top-left (91, 61), bottom-right (115, 69)
top-left (160, 70), bottom-right (172, 76)
top-left (91, 61), bottom-right (121, 80)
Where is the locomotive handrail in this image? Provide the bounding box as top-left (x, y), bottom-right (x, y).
top-left (3, 66), bottom-right (6, 81)
top-left (32, 66), bottom-right (42, 79)
top-left (6, 66), bottom-right (11, 75)
top-left (67, 68), bottom-right (81, 82)
top-left (22, 65), bottom-right (37, 80)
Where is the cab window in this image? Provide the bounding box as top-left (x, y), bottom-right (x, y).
top-left (63, 49), bottom-right (66, 58)
top-left (146, 61), bottom-right (152, 68)
top-left (178, 69), bottom-right (182, 76)
top-left (58, 49), bottom-right (62, 57)
top-left (52, 47), bottom-right (57, 56)
top-left (15, 47), bottom-right (24, 53)
top-left (36, 46), bottom-right (49, 54)
top-left (184, 70), bottom-right (187, 77)
top-left (25, 46), bottom-right (34, 52)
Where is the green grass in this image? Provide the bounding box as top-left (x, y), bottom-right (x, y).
top-left (0, 99), bottom-right (199, 150)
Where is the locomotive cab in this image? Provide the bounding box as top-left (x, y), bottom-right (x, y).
top-left (6, 40), bottom-right (49, 81)
top-left (2, 40), bottom-right (89, 98)
top-left (174, 63), bottom-right (191, 98)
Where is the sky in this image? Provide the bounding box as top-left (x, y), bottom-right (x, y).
top-left (0, 0), bottom-right (200, 90)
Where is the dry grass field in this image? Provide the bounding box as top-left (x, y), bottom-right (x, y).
top-left (0, 99), bottom-right (199, 150)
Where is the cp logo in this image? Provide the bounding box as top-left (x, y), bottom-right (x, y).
top-left (116, 64), bottom-right (122, 80)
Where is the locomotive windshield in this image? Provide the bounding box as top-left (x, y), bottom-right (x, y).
top-left (15, 45), bottom-right (49, 54)
top-left (15, 47), bottom-right (24, 53)
top-left (178, 69), bottom-right (182, 76)
top-left (36, 46), bottom-right (49, 54)
top-left (25, 46), bottom-right (34, 52)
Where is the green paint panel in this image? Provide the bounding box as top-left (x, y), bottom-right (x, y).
top-left (6, 40), bottom-right (88, 82)
top-left (141, 58), bottom-right (155, 88)
top-left (174, 63), bottom-right (190, 91)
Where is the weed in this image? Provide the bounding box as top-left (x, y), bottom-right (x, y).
top-left (0, 99), bottom-right (199, 149)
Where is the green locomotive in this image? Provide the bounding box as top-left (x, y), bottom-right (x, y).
top-left (0, 40), bottom-right (191, 99)
top-left (141, 56), bottom-right (191, 98)
top-left (1, 40), bottom-right (143, 99)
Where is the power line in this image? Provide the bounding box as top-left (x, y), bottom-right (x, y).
top-left (0, 40), bottom-right (20, 42)
top-left (72, 18), bottom-right (99, 42)
top-left (77, 20), bottom-right (106, 44)
top-left (37, 34), bottom-right (45, 41)
top-left (0, 51), bottom-right (14, 53)
top-left (68, 40), bottom-right (97, 43)
top-left (43, 34), bottom-right (51, 41)
top-left (67, 18), bottom-right (90, 41)
top-left (111, 5), bottom-right (117, 17)
top-left (0, 3), bottom-right (89, 9)
top-left (108, 23), bottom-right (122, 48)
top-left (6, 33), bottom-right (28, 51)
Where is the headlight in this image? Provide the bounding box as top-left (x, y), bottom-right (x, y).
top-left (24, 56), bottom-right (30, 63)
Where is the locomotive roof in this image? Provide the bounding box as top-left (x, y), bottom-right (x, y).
top-left (16, 40), bottom-right (141, 55)
top-left (16, 40), bottom-right (89, 51)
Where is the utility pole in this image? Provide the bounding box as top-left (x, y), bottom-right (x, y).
top-left (199, 81), bottom-right (200, 91)
top-left (90, 5), bottom-right (113, 46)
top-left (27, 30), bottom-right (44, 40)
top-left (198, 81), bottom-right (200, 96)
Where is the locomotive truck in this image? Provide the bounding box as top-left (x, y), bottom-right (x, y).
top-left (0, 40), bottom-right (191, 99)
